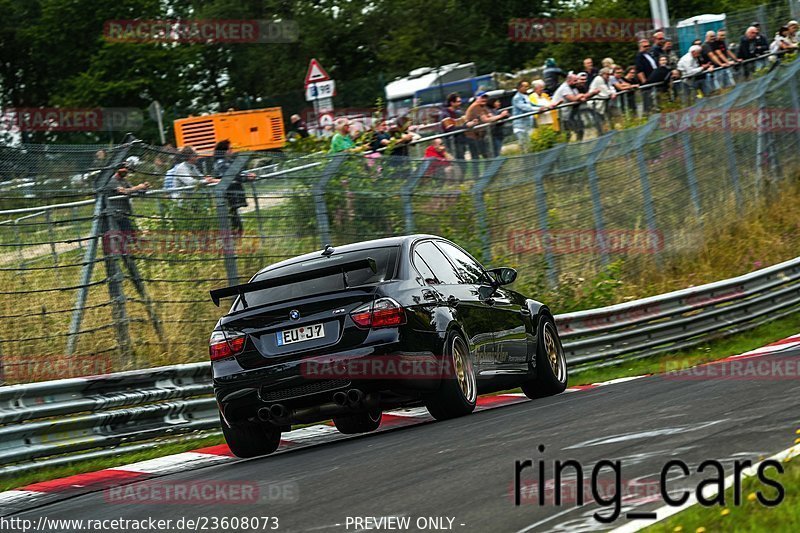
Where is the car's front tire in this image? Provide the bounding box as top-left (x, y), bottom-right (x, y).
top-left (425, 330), bottom-right (477, 420)
top-left (220, 414), bottom-right (281, 458)
top-left (333, 409), bottom-right (382, 434)
top-left (521, 314), bottom-right (568, 399)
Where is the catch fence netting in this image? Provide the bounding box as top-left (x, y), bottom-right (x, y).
top-left (1, 58), bottom-right (799, 383)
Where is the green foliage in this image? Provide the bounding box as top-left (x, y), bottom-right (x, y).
top-left (527, 126), bottom-right (569, 153)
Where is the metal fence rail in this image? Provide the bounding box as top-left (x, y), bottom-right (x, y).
top-left (1, 254), bottom-right (799, 475)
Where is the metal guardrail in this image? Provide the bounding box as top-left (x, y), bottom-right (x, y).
top-left (1, 256), bottom-right (799, 475)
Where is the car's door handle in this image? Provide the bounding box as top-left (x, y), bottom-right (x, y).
top-left (447, 295), bottom-right (460, 307)
top-left (519, 307), bottom-right (531, 315)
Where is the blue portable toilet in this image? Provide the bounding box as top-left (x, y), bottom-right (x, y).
top-left (676, 14), bottom-right (727, 55)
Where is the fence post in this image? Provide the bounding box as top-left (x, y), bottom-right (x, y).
top-left (402, 159), bottom-right (432, 234)
top-left (66, 144), bottom-right (132, 355)
top-left (533, 144), bottom-right (567, 287)
top-left (313, 154), bottom-right (346, 247)
top-left (717, 85), bottom-right (746, 213)
top-left (789, 72), bottom-right (800, 155)
top-left (586, 133), bottom-right (616, 268)
top-left (634, 118), bottom-right (661, 265)
top-left (473, 157), bottom-right (506, 264)
top-left (102, 205), bottom-right (133, 364)
top-left (44, 209), bottom-right (58, 266)
top-left (213, 154), bottom-right (251, 286)
top-left (249, 181), bottom-right (267, 248)
top-left (681, 134), bottom-right (702, 217)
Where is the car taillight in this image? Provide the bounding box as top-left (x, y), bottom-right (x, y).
top-left (209, 330), bottom-right (246, 361)
top-left (350, 298), bottom-right (406, 329)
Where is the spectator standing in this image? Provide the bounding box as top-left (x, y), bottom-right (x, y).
top-left (329, 118), bottom-right (357, 153)
top-left (588, 67), bottom-right (616, 121)
top-left (646, 55), bottom-right (673, 108)
top-left (439, 92), bottom-right (474, 160)
top-left (464, 91), bottom-right (507, 159)
top-left (487, 97), bottom-right (506, 157)
top-left (288, 114), bottom-right (310, 139)
top-left (543, 58), bottom-right (566, 96)
top-left (663, 40), bottom-right (679, 69)
top-left (170, 147), bottom-right (220, 200)
top-left (601, 57), bottom-right (615, 70)
top-left (424, 138), bottom-right (461, 181)
top-left (678, 45), bottom-right (714, 98)
top-left (788, 20), bottom-right (799, 45)
top-left (369, 120), bottom-right (392, 152)
top-left (553, 74), bottom-right (590, 141)
top-left (582, 58), bottom-right (599, 86)
top-left (739, 25), bottom-right (769, 77)
top-left (701, 31), bottom-right (725, 91)
top-left (635, 38), bottom-right (657, 111)
top-left (770, 26), bottom-right (798, 54)
top-left (105, 160), bottom-right (149, 234)
top-left (714, 29), bottom-right (740, 88)
top-left (529, 80), bottom-right (560, 131)
top-left (214, 139), bottom-right (254, 236)
top-left (650, 31), bottom-right (666, 61)
top-left (512, 80), bottom-right (538, 152)
top-left (635, 39), bottom-right (657, 83)
top-left (618, 66), bottom-right (640, 114)
top-left (388, 116), bottom-right (415, 157)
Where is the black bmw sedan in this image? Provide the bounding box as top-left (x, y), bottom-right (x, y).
top-left (209, 235), bottom-right (567, 457)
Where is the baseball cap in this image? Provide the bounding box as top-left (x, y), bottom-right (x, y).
top-left (751, 21), bottom-right (761, 26)
top-left (789, 20), bottom-right (799, 26)
top-left (475, 90), bottom-right (488, 97)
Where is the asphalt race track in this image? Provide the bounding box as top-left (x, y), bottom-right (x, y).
top-left (13, 346), bottom-right (800, 533)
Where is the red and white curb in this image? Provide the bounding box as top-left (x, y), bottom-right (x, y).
top-left (1, 333), bottom-right (798, 516)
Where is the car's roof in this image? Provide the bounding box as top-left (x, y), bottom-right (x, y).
top-left (253, 234), bottom-right (442, 277)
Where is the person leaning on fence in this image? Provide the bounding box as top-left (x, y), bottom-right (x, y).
top-left (588, 67), bottom-right (617, 121)
top-left (511, 80), bottom-right (538, 152)
top-left (464, 91), bottom-right (508, 159)
top-left (439, 92), bottom-right (475, 160)
top-left (739, 26), bottom-right (767, 77)
top-left (635, 39), bottom-right (657, 111)
top-left (663, 40), bottom-right (679, 69)
top-left (552, 73), bottom-right (590, 141)
top-left (788, 20), bottom-right (799, 45)
top-left (770, 26), bottom-right (798, 55)
top-left (529, 80), bottom-right (560, 132)
top-left (678, 45), bottom-right (714, 99)
top-left (329, 118), bottom-right (360, 154)
top-left (214, 139), bottom-right (255, 236)
top-left (543, 58), bottom-right (565, 96)
top-left (103, 158), bottom-right (149, 248)
top-left (424, 138), bottom-right (461, 181)
top-left (169, 147), bottom-right (220, 201)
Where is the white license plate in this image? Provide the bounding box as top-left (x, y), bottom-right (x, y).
top-left (276, 323), bottom-right (325, 346)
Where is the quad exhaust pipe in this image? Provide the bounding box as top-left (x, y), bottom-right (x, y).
top-left (257, 389), bottom-right (376, 424)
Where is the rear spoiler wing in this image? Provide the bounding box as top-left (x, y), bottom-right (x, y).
top-left (210, 257), bottom-right (377, 307)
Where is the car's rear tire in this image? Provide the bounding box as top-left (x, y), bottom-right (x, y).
top-left (332, 409), bottom-right (382, 434)
top-left (521, 315), bottom-right (568, 399)
top-left (220, 414), bottom-right (281, 458)
top-left (425, 330), bottom-right (477, 420)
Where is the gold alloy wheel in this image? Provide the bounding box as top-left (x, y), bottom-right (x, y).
top-left (543, 322), bottom-right (565, 382)
top-left (452, 336), bottom-right (477, 403)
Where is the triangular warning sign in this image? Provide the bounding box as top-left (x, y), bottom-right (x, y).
top-left (304, 58), bottom-right (331, 87)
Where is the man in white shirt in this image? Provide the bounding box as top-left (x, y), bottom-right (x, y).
top-left (168, 147), bottom-right (220, 200)
top-left (678, 45), bottom-right (714, 98)
top-left (553, 74), bottom-right (592, 141)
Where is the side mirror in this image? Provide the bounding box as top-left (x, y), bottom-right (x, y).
top-left (488, 267), bottom-right (517, 286)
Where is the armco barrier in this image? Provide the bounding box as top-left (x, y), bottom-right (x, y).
top-left (1, 256), bottom-right (799, 475)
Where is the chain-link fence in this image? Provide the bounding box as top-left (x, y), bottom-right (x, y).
top-left (1, 57), bottom-right (799, 384)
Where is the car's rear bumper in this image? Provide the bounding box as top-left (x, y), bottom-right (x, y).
top-left (214, 336), bottom-right (447, 422)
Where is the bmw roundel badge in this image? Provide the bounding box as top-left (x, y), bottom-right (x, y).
top-left (289, 309), bottom-right (301, 320)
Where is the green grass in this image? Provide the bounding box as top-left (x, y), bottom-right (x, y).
top-left (568, 312), bottom-right (800, 386)
top-left (646, 452), bottom-right (800, 532)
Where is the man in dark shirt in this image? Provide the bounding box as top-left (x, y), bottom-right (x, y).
top-left (439, 92), bottom-right (477, 160)
top-left (581, 57), bottom-right (599, 87)
top-left (650, 31), bottom-right (666, 61)
top-left (635, 38), bottom-right (657, 111)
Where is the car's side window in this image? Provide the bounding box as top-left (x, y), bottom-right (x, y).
top-left (435, 241), bottom-right (490, 285)
top-left (413, 251), bottom-right (438, 285)
top-left (414, 241), bottom-right (461, 285)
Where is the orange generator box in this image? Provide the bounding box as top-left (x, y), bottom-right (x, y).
top-left (173, 107), bottom-right (286, 153)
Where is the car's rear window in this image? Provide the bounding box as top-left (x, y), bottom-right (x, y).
top-left (232, 246), bottom-right (399, 310)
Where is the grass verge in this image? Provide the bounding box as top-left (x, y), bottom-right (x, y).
top-left (646, 452), bottom-right (799, 532)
